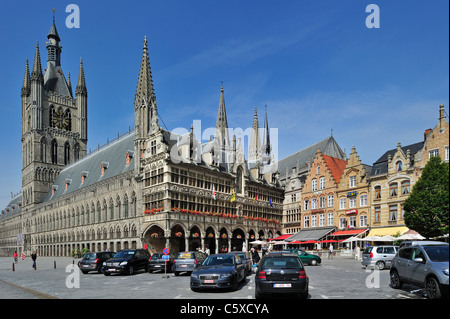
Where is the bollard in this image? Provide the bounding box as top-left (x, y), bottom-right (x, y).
top-left (12, 263), bottom-right (15, 271)
top-left (54, 260), bottom-right (56, 269)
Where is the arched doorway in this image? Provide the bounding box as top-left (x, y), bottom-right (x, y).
top-left (143, 225), bottom-right (165, 253)
top-left (170, 224), bottom-right (185, 254)
top-left (219, 227), bottom-right (229, 253)
top-left (204, 226), bottom-right (216, 254)
top-left (231, 228), bottom-right (245, 252)
top-left (189, 225), bottom-right (201, 251)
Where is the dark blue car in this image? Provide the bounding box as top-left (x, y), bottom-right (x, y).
top-left (190, 254), bottom-right (246, 291)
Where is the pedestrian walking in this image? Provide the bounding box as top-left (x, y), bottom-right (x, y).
top-left (328, 244), bottom-right (333, 259)
top-left (355, 244), bottom-right (361, 261)
top-left (31, 251), bottom-right (37, 269)
top-left (13, 250), bottom-right (18, 264)
top-left (251, 247), bottom-right (260, 267)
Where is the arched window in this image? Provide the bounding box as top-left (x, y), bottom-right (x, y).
top-left (389, 183), bottom-right (398, 197)
top-left (40, 137), bottom-right (47, 163)
top-left (312, 179), bottom-right (317, 191)
top-left (51, 139), bottom-right (58, 164)
top-left (375, 186), bottom-right (381, 199)
top-left (401, 180), bottom-right (410, 195)
top-left (236, 166), bottom-right (243, 194)
top-left (64, 109), bottom-right (72, 131)
top-left (64, 142), bottom-right (70, 165)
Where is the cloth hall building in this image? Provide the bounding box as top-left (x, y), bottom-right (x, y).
top-left (0, 20), bottom-right (284, 257)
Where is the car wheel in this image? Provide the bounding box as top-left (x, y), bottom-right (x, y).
top-left (103, 271), bottom-right (111, 276)
top-left (81, 270), bottom-right (89, 274)
top-left (174, 271), bottom-right (180, 276)
top-left (426, 277), bottom-right (442, 299)
top-left (375, 261), bottom-right (385, 270)
top-left (310, 259), bottom-right (318, 266)
top-left (128, 265), bottom-right (134, 275)
top-left (390, 270), bottom-right (403, 289)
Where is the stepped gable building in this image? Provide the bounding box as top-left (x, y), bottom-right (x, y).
top-left (334, 145), bottom-right (372, 240)
top-left (278, 136), bottom-right (346, 235)
top-left (0, 20), bottom-right (284, 257)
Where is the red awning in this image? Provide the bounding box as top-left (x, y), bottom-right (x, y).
top-left (332, 229), bottom-right (367, 236)
top-left (270, 234), bottom-right (293, 241)
top-left (319, 239), bottom-right (338, 243)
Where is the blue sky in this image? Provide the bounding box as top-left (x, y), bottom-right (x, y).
top-left (0, 0), bottom-right (448, 210)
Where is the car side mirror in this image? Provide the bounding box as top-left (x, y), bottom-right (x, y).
top-left (413, 257), bottom-right (424, 263)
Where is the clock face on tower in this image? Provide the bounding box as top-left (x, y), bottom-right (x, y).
top-left (52, 110), bottom-right (70, 129)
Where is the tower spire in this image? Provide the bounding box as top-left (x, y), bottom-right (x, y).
top-left (214, 83), bottom-right (230, 150)
top-left (134, 36), bottom-right (155, 106)
top-left (263, 105), bottom-right (271, 156)
top-left (249, 107), bottom-right (261, 162)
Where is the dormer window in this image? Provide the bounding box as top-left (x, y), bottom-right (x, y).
top-left (81, 171), bottom-right (88, 183)
top-left (65, 179), bottom-right (72, 190)
top-left (101, 162), bottom-right (109, 175)
top-left (126, 151), bottom-right (134, 165)
top-left (51, 185), bottom-right (58, 195)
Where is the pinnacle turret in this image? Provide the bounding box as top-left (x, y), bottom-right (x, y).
top-left (21, 59), bottom-right (31, 96)
top-left (31, 42), bottom-right (43, 83)
top-left (214, 84), bottom-right (230, 150)
top-left (76, 57), bottom-right (87, 95)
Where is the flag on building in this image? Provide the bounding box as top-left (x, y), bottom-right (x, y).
top-left (212, 184), bottom-right (216, 200)
top-left (269, 197), bottom-right (273, 207)
top-left (230, 188), bottom-right (235, 202)
top-left (254, 193), bottom-right (257, 202)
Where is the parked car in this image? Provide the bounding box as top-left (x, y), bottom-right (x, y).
top-left (190, 254), bottom-right (246, 291)
top-left (229, 251), bottom-right (253, 275)
top-left (399, 240), bottom-right (441, 249)
top-left (173, 251), bottom-right (207, 276)
top-left (279, 249), bottom-right (321, 266)
top-left (361, 245), bottom-right (399, 270)
top-left (255, 252), bottom-right (309, 299)
top-left (103, 249), bottom-right (151, 276)
top-left (148, 253), bottom-right (175, 273)
top-left (390, 241), bottom-right (449, 299)
top-left (78, 251), bottom-right (116, 274)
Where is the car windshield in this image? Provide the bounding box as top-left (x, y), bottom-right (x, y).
top-left (114, 250), bottom-right (135, 258)
top-left (262, 257), bottom-right (302, 269)
top-left (151, 253), bottom-right (163, 260)
top-left (202, 255), bottom-right (235, 266)
top-left (83, 253), bottom-right (96, 260)
top-left (423, 246), bottom-right (449, 262)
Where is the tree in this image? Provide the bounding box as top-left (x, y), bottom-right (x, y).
top-left (403, 156), bottom-right (449, 239)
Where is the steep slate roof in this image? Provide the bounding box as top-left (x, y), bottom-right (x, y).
top-left (370, 141), bottom-right (424, 177)
top-left (277, 136), bottom-right (345, 178)
top-left (322, 154), bottom-right (347, 184)
top-left (41, 132), bottom-right (135, 203)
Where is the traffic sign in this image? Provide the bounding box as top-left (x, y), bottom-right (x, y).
top-left (163, 248), bottom-right (170, 255)
top-left (162, 255), bottom-right (170, 260)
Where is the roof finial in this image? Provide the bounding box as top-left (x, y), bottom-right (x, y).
top-left (52, 8), bottom-right (56, 22)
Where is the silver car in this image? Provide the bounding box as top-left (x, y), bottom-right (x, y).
top-left (362, 245), bottom-right (399, 270)
top-left (173, 251), bottom-right (207, 276)
top-left (390, 242), bottom-right (449, 299)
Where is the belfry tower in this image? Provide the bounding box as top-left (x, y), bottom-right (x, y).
top-left (21, 17), bottom-right (87, 208)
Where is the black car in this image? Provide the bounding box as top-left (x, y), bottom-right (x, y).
top-left (229, 251), bottom-right (253, 275)
top-left (190, 254), bottom-right (246, 291)
top-left (78, 251), bottom-right (116, 274)
top-left (148, 253), bottom-right (175, 273)
top-left (255, 252), bottom-right (309, 299)
top-left (103, 249), bottom-right (150, 276)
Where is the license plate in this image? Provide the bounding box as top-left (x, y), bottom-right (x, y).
top-left (82, 265), bottom-right (89, 268)
top-left (203, 280), bottom-right (214, 283)
top-left (155, 265), bottom-right (161, 268)
top-left (274, 284), bottom-right (291, 288)
top-left (181, 264), bottom-right (188, 267)
top-left (108, 268), bottom-right (116, 272)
